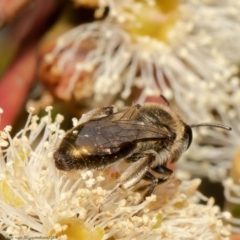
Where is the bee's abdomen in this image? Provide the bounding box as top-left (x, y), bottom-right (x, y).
top-left (54, 139), bottom-right (87, 171)
top-left (54, 138), bottom-right (136, 170)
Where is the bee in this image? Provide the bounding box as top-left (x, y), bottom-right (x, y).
top-left (54, 97), bottom-right (231, 200)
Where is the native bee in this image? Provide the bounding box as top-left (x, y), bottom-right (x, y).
top-left (54, 97), bottom-right (231, 199)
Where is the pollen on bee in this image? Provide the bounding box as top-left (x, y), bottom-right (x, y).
top-left (82, 148), bottom-right (89, 154)
top-left (72, 130), bottom-right (78, 135)
top-left (70, 148), bottom-right (88, 159)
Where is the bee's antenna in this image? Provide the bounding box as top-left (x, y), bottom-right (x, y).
top-left (191, 123), bottom-right (231, 131)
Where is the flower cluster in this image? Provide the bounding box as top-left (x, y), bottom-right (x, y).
top-left (42, 0), bottom-right (240, 103)
top-left (224, 178), bottom-right (240, 233)
top-left (0, 108), bottom-right (230, 239)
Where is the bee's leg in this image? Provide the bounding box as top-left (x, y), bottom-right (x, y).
top-left (102, 105), bottom-right (118, 115)
top-left (160, 94), bottom-right (170, 106)
top-left (79, 105), bottom-right (117, 124)
top-left (142, 171), bottom-right (170, 198)
top-left (134, 103), bottom-right (142, 109)
top-left (151, 165), bottom-right (173, 176)
top-left (100, 151), bottom-right (156, 207)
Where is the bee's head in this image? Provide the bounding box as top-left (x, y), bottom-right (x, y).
top-left (185, 122), bottom-right (232, 150)
top-left (172, 122), bottom-right (231, 163)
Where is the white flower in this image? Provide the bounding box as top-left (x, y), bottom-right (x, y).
top-left (45, 0), bottom-right (240, 103)
top-left (223, 177), bottom-right (240, 233)
top-left (41, 0), bottom-right (240, 180)
top-left (0, 108), bottom-right (230, 239)
top-left (177, 73), bottom-right (240, 181)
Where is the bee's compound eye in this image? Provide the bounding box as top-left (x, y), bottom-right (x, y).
top-left (184, 125), bottom-right (192, 149)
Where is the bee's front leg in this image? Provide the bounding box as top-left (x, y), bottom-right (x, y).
top-left (142, 166), bottom-right (172, 198)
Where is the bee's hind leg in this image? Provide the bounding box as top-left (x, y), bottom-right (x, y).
top-left (99, 151), bottom-right (157, 209)
top-left (79, 105), bottom-right (118, 124)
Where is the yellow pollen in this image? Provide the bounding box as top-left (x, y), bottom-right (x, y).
top-left (123, 0), bottom-right (179, 42)
top-left (50, 220), bottom-right (104, 240)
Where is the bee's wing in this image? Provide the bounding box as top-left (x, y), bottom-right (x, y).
top-left (75, 106), bottom-right (172, 155)
top-left (111, 105), bottom-right (173, 140)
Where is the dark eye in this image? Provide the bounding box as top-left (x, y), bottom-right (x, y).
top-left (184, 125), bottom-right (192, 149)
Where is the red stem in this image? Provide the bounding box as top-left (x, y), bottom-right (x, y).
top-left (0, 45), bottom-right (37, 130)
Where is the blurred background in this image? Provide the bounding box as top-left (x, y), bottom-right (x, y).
top-left (0, 0), bottom-right (240, 238)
